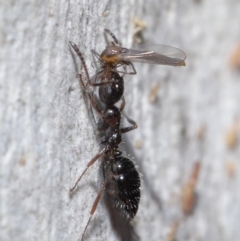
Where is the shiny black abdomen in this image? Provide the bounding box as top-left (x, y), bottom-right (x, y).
top-left (99, 71), bottom-right (124, 106)
top-left (105, 156), bottom-right (141, 220)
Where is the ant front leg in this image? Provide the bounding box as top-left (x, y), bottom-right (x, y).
top-left (69, 41), bottom-right (107, 88)
top-left (79, 74), bottom-right (104, 119)
top-left (69, 41), bottom-right (92, 84)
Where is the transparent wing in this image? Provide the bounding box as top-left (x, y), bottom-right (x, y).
top-left (119, 44), bottom-right (186, 66)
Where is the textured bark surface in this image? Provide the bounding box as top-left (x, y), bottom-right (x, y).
top-left (1, 1), bottom-right (240, 241)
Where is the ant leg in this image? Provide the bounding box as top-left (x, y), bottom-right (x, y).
top-left (81, 182), bottom-right (106, 241)
top-left (120, 113), bottom-right (138, 133)
top-left (104, 28), bottom-right (119, 46)
top-left (69, 41), bottom-right (92, 85)
top-left (119, 96), bottom-right (138, 133)
top-left (79, 74), bottom-right (104, 119)
top-left (120, 112), bottom-right (138, 133)
top-left (69, 147), bottom-right (106, 192)
top-left (119, 96), bottom-right (126, 111)
top-left (69, 42), bottom-right (110, 87)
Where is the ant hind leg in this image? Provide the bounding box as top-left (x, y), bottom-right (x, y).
top-left (69, 147), bottom-right (106, 192)
top-left (80, 182), bottom-right (106, 241)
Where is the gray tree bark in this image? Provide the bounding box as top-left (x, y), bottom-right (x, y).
top-left (1, 1), bottom-right (240, 241)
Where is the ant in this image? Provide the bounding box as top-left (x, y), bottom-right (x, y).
top-left (69, 41), bottom-right (141, 241)
top-left (69, 29), bottom-right (186, 240)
